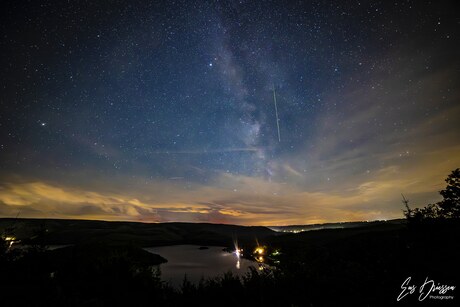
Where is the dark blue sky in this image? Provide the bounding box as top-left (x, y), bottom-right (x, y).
top-left (1, 0), bottom-right (458, 225)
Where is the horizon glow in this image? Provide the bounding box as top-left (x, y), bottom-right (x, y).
top-left (1, 1), bottom-right (459, 225)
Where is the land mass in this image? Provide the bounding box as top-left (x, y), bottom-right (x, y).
top-left (0, 218), bottom-right (275, 247)
top-left (1, 218), bottom-right (459, 306)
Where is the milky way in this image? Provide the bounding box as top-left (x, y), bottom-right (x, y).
top-left (1, 1), bottom-right (459, 225)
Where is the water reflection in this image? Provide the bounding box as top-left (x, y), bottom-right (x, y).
top-left (145, 245), bottom-right (256, 287)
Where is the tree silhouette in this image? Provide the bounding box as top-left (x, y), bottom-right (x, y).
top-left (438, 168), bottom-right (460, 218)
top-left (404, 168), bottom-right (460, 221)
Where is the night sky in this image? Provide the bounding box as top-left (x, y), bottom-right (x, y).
top-left (1, 0), bottom-right (459, 225)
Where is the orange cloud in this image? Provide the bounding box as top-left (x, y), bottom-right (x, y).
top-left (1, 154), bottom-right (457, 226)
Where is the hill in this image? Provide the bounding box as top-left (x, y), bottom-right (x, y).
top-left (0, 218), bottom-right (275, 247)
top-left (1, 217), bottom-right (459, 306)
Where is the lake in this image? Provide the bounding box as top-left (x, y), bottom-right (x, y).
top-left (144, 245), bottom-right (258, 287)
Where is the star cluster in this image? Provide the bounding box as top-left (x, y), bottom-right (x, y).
top-left (0, 0), bottom-right (458, 225)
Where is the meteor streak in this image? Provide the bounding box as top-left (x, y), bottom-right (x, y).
top-left (273, 85), bottom-right (281, 142)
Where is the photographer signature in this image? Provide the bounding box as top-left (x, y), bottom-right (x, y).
top-left (397, 277), bottom-right (455, 301)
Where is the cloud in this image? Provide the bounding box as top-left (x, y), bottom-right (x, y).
top-left (0, 40), bottom-right (458, 226)
top-left (0, 181), bottom-right (156, 220)
top-left (2, 160), bottom-right (455, 226)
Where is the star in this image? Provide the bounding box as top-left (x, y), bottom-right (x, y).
top-left (0, 0), bottom-right (457, 225)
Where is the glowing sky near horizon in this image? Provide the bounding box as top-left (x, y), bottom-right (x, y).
top-left (0, 0), bottom-right (459, 225)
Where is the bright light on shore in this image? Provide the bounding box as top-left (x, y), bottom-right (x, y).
top-left (233, 241), bottom-right (243, 258)
top-left (255, 247), bottom-right (264, 255)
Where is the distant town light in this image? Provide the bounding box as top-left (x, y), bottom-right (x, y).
top-left (3, 236), bottom-right (19, 249)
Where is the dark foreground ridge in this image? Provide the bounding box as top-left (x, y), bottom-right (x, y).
top-left (1, 218), bottom-right (459, 306)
